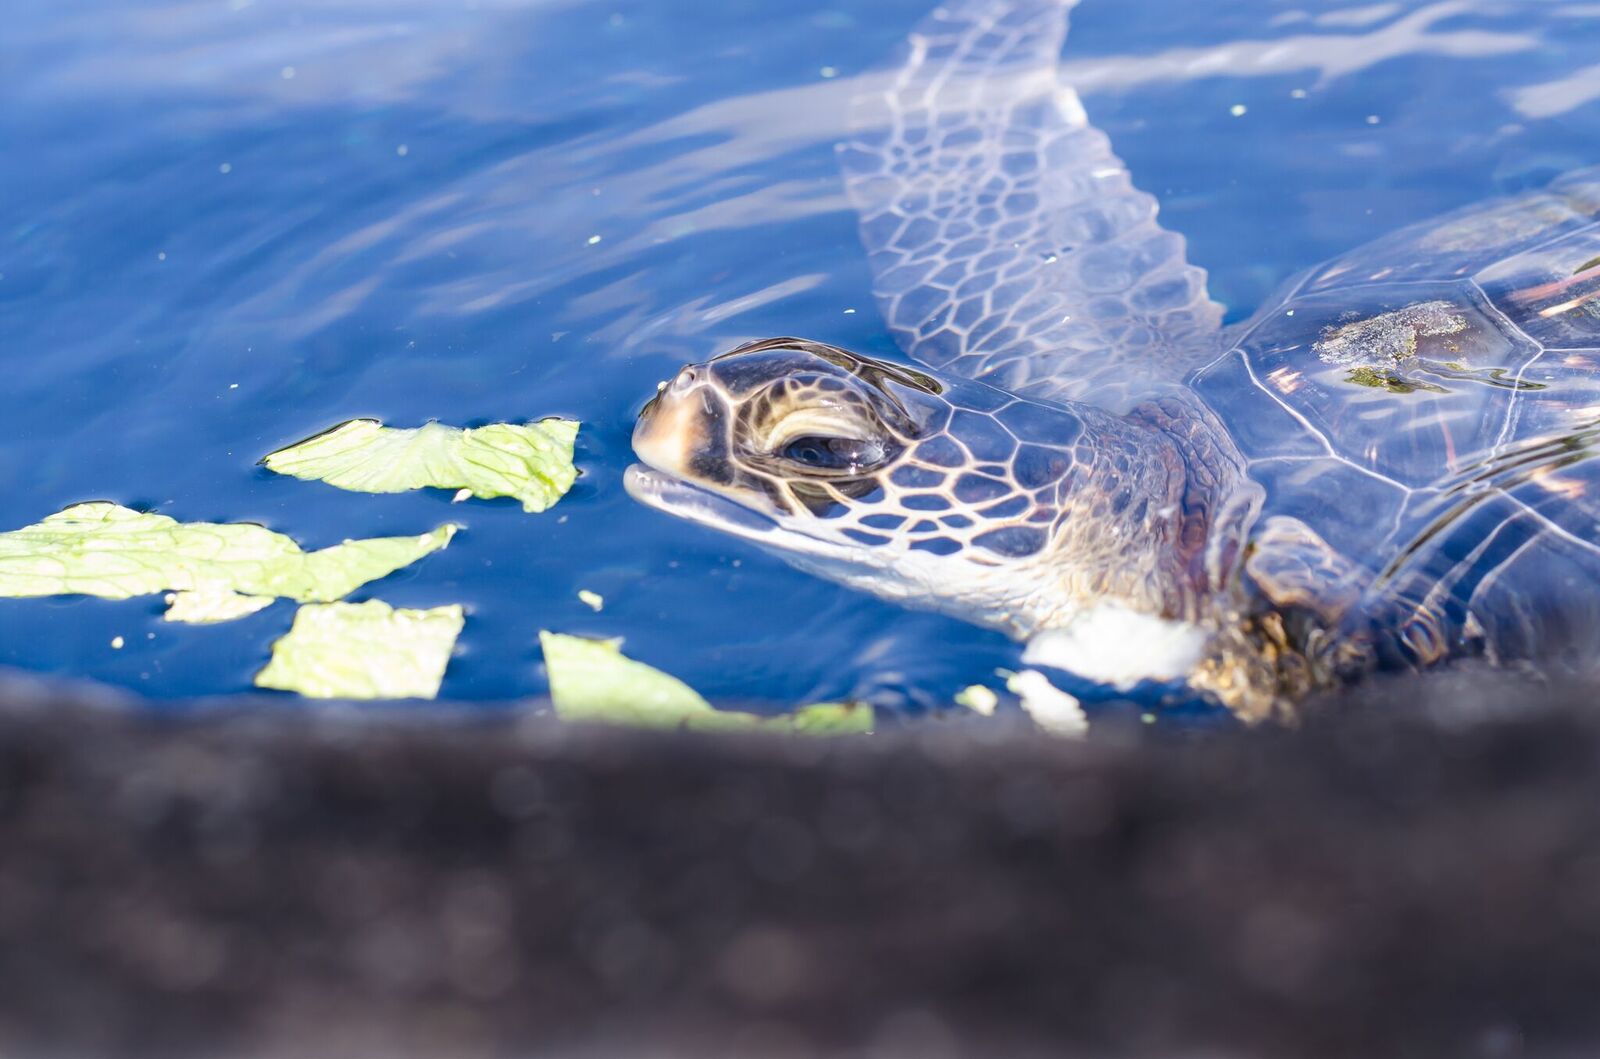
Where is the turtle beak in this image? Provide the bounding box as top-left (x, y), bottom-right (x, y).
top-left (631, 366), bottom-right (730, 483)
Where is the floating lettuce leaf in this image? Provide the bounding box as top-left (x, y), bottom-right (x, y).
top-left (0, 503), bottom-right (456, 617)
top-left (539, 632), bottom-right (872, 735)
top-left (164, 588), bottom-right (276, 624)
top-left (263, 419), bottom-right (579, 513)
top-left (255, 600), bottom-right (465, 700)
top-left (782, 701), bottom-right (874, 735)
top-left (955, 684), bottom-right (999, 716)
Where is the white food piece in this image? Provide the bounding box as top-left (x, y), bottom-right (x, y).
top-left (1006, 670), bottom-right (1087, 738)
top-left (1024, 604), bottom-right (1208, 689)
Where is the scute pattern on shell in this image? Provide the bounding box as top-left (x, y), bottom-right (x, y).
top-left (1199, 166), bottom-right (1600, 673)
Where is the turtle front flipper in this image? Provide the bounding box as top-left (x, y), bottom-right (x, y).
top-left (1245, 516), bottom-right (1367, 629)
top-left (1190, 517), bottom-right (1375, 722)
top-left (840, 0), bottom-right (1223, 414)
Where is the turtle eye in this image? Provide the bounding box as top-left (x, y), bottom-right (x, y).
top-left (781, 435), bottom-right (886, 473)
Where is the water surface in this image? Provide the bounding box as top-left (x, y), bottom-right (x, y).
top-left (4, 0), bottom-right (1598, 711)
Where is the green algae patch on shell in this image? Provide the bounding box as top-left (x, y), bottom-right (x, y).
top-left (1313, 300), bottom-right (1466, 366)
top-left (540, 631), bottom-right (872, 735)
top-left (263, 419), bottom-right (579, 513)
top-left (256, 600), bottom-right (466, 700)
top-left (1343, 367), bottom-right (1451, 395)
top-left (0, 502), bottom-right (457, 621)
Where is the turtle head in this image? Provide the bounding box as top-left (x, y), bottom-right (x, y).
top-left (626, 338), bottom-right (1107, 637)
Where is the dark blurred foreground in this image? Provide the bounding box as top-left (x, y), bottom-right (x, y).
top-left (2, 671), bottom-right (1599, 1059)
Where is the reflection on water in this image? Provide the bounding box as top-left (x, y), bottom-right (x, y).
top-left (2, 0), bottom-right (1599, 709)
top-left (1059, 1), bottom-right (1539, 92)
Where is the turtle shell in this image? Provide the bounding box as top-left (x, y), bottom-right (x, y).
top-left (1190, 167), bottom-right (1600, 669)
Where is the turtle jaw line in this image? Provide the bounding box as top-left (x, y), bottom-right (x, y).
top-left (625, 465), bottom-right (1088, 638)
top-left (623, 464), bottom-right (868, 566)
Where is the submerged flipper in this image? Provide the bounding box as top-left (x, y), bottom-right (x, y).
top-left (841, 0), bottom-right (1222, 412)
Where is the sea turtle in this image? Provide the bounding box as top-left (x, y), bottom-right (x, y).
top-left (625, 0), bottom-right (1600, 719)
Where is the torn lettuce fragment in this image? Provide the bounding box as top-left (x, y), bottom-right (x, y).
top-left (540, 632), bottom-right (872, 735)
top-left (0, 503), bottom-right (456, 612)
top-left (263, 418), bottom-right (579, 513)
top-left (955, 684), bottom-right (999, 716)
top-left (782, 701), bottom-right (874, 736)
top-left (255, 600), bottom-right (465, 700)
top-left (164, 587), bottom-right (275, 624)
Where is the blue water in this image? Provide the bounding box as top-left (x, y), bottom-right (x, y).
top-left (3, 0), bottom-right (1598, 710)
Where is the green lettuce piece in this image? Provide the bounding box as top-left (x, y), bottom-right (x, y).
top-left (164, 588), bottom-right (275, 624)
top-left (263, 418), bottom-right (579, 513)
top-left (0, 502), bottom-right (456, 612)
top-left (955, 684), bottom-right (999, 716)
top-left (256, 600), bottom-right (465, 700)
top-left (782, 701), bottom-right (876, 736)
top-left (539, 632), bottom-right (872, 735)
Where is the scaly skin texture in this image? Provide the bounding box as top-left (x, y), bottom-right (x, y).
top-left (630, 341), bottom-right (1282, 680)
top-left (840, 0), bottom-right (1223, 414)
